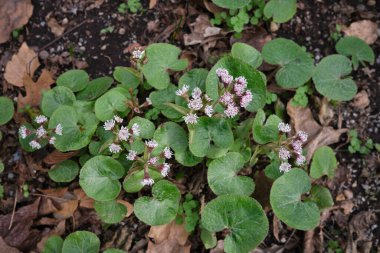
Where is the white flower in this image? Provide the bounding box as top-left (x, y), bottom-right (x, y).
top-left (118, 126), bottom-right (130, 141)
top-left (183, 113), bottom-right (198, 124)
top-left (146, 97), bottom-right (152, 105)
top-left (291, 140), bottom-right (303, 155)
top-left (176, 85), bottom-right (189, 96)
top-left (36, 126), bottom-right (46, 138)
top-left (297, 131), bottom-right (308, 143)
top-left (204, 95), bottom-right (212, 102)
top-left (126, 150), bottom-right (137, 161)
top-left (132, 123), bottom-right (140, 136)
top-left (161, 163), bottom-right (171, 177)
top-left (216, 68), bottom-right (229, 77)
top-left (19, 126), bottom-right (28, 139)
top-left (279, 162), bottom-right (292, 172)
top-left (204, 105), bottom-right (214, 117)
top-left (224, 104), bottom-right (239, 118)
top-left (221, 74), bottom-right (233, 85)
top-left (35, 115), bottom-right (48, 124)
top-left (219, 92), bottom-right (234, 105)
top-left (163, 147), bottom-right (173, 159)
top-left (104, 119), bottom-right (115, 131)
top-left (145, 140), bottom-right (158, 148)
top-left (192, 87), bottom-right (202, 99)
top-left (188, 98), bottom-right (203, 111)
top-left (49, 137), bottom-right (56, 144)
top-left (240, 90), bottom-right (253, 108)
top-left (141, 177), bottom-right (154, 186)
top-left (278, 147), bottom-right (291, 160)
top-left (148, 157), bottom-right (158, 165)
top-left (29, 140), bottom-right (41, 149)
top-left (132, 49), bottom-right (144, 59)
top-left (234, 76), bottom-right (247, 96)
top-left (55, 124), bottom-right (63, 136)
top-left (295, 155), bottom-right (306, 166)
top-left (278, 122), bottom-right (291, 133)
top-left (109, 143), bottom-right (122, 153)
top-left (114, 115), bottom-right (123, 123)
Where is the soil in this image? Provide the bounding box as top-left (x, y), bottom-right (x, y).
top-left (0, 0), bottom-right (379, 252)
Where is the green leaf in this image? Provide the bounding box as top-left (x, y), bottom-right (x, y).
top-left (310, 146), bottom-right (337, 179)
top-left (208, 152), bottom-right (254, 195)
top-left (0, 96), bottom-right (14, 126)
top-left (76, 77), bottom-right (113, 101)
top-left (48, 160), bottom-right (79, 183)
top-left (94, 200), bottom-right (127, 224)
top-left (134, 180), bottom-right (181, 225)
top-left (123, 168), bottom-right (162, 193)
top-left (231, 42), bottom-right (263, 68)
top-left (178, 68), bottom-right (208, 92)
top-left (49, 105), bottom-right (98, 152)
top-left (128, 116), bottom-right (155, 139)
top-left (201, 195), bottom-right (268, 253)
top-left (264, 0), bottom-right (297, 23)
top-left (206, 56), bottom-right (266, 112)
top-left (270, 168), bottom-right (320, 230)
top-left (211, 0), bottom-right (250, 9)
top-left (335, 36), bottom-right (375, 70)
top-left (62, 231), bottom-right (100, 253)
top-left (309, 185), bottom-right (334, 210)
top-left (95, 88), bottom-right (130, 121)
top-left (264, 160), bottom-right (283, 180)
top-left (57, 70), bottom-right (89, 92)
top-left (262, 38), bottom-right (314, 88)
top-left (312, 54), bottom-right (357, 101)
top-left (104, 249), bottom-right (126, 253)
top-left (79, 156), bottom-right (125, 201)
top-left (149, 85), bottom-right (182, 120)
top-left (113, 67), bottom-right (140, 89)
top-left (252, 109), bottom-right (281, 144)
top-left (19, 123), bottom-right (47, 152)
top-left (200, 228), bottom-right (217, 249)
top-left (42, 235), bottom-right (63, 253)
top-left (189, 117), bottom-right (234, 158)
top-left (142, 43), bottom-right (188, 89)
top-left (41, 86), bottom-right (76, 117)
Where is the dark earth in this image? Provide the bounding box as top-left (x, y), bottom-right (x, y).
top-left (0, 0), bottom-right (379, 252)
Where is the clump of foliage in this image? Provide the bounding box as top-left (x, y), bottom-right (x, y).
top-left (118, 0), bottom-right (143, 14)
top-left (347, 130), bottom-right (377, 155)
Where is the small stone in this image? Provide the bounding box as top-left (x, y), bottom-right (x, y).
top-left (7, 172), bottom-right (15, 180)
top-left (62, 18), bottom-right (69, 25)
top-left (343, 190), bottom-right (353, 199)
top-left (39, 50), bottom-right (49, 60)
top-left (118, 28), bottom-right (126, 35)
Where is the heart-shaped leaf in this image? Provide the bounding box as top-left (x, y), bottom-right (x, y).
top-left (262, 38), bottom-right (314, 88)
top-left (264, 0), bottom-right (297, 23)
top-left (312, 54), bottom-right (357, 101)
top-left (94, 200), bottom-right (127, 224)
top-left (19, 123), bottom-right (48, 152)
top-left (48, 160), bottom-right (79, 183)
top-left (57, 69), bottom-right (89, 92)
top-left (0, 96), bottom-right (14, 126)
top-left (134, 180), bottom-right (181, 225)
top-left (211, 0), bottom-right (250, 9)
top-left (61, 231), bottom-right (100, 253)
top-left (49, 105), bottom-right (98, 152)
top-left (310, 146), bottom-right (337, 179)
top-left (201, 194), bottom-right (268, 253)
top-left (231, 42), bottom-right (263, 68)
top-left (41, 86), bottom-right (76, 117)
top-left (309, 185), bottom-right (333, 210)
top-left (270, 168), bottom-right (320, 230)
top-left (79, 156), bottom-right (125, 201)
top-left (76, 77), bottom-right (113, 101)
top-left (200, 228), bottom-right (217, 249)
top-left (206, 56), bottom-right (266, 112)
top-left (95, 87), bottom-right (130, 121)
top-left (208, 152), bottom-right (254, 196)
top-left (42, 235), bottom-right (63, 253)
top-left (113, 66), bottom-right (141, 89)
top-left (123, 168), bottom-right (163, 193)
top-left (252, 109), bottom-right (281, 144)
top-left (142, 43), bottom-right (188, 90)
top-left (127, 116), bottom-right (155, 139)
top-left (149, 84), bottom-right (182, 120)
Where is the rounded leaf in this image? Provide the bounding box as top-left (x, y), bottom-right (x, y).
top-left (94, 200), bottom-right (127, 224)
top-left (57, 69), bottom-right (89, 92)
top-left (0, 96), bottom-right (14, 126)
top-left (201, 195), bottom-right (268, 253)
top-left (42, 235), bottom-right (63, 253)
top-left (309, 185), bottom-right (334, 210)
top-left (48, 160), bottom-right (79, 183)
top-left (62, 231), bottom-right (100, 253)
top-left (264, 0), bottom-right (297, 23)
top-left (211, 0), bottom-right (250, 9)
top-left (134, 180), bottom-right (181, 225)
top-left (270, 168), bottom-right (320, 230)
top-left (231, 42), bottom-right (263, 68)
top-left (95, 88), bottom-right (130, 121)
top-left (128, 116), bottom-right (155, 139)
top-left (123, 168), bottom-right (163, 193)
top-left (208, 152), bottom-right (254, 196)
top-left (310, 146), bottom-right (337, 179)
top-left (76, 77), bottom-right (113, 101)
top-left (252, 110), bottom-right (281, 144)
top-left (336, 36), bottom-right (375, 69)
top-left (149, 84), bottom-right (182, 120)
top-left (41, 86), bottom-right (76, 117)
top-left (262, 38), bottom-right (314, 88)
top-left (312, 54), bottom-right (357, 101)
top-left (113, 67), bottom-right (140, 89)
top-left (79, 156), bottom-right (125, 201)
top-left (104, 249), bottom-right (126, 253)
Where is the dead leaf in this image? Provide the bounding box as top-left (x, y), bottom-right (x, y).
top-left (203, 0), bottom-right (224, 15)
top-left (342, 20), bottom-right (378, 44)
top-left (39, 188), bottom-right (80, 219)
top-left (46, 15), bottom-right (65, 37)
top-left (36, 220), bottom-right (66, 252)
top-left (318, 97), bottom-right (334, 126)
top-left (338, 200), bottom-right (355, 215)
top-left (4, 42), bottom-right (40, 87)
top-left (54, 199), bottom-right (78, 219)
top-left (43, 150), bottom-right (80, 165)
top-left (117, 200), bottom-right (134, 218)
top-left (184, 14), bottom-right (222, 46)
top-left (351, 90), bottom-right (370, 109)
top-left (39, 198), bottom-right (59, 216)
top-left (147, 221), bottom-right (190, 253)
top-left (17, 69), bottom-right (55, 109)
top-left (0, 237), bottom-right (20, 253)
top-left (210, 240), bottom-right (224, 253)
top-left (346, 211), bottom-right (377, 253)
top-left (149, 0), bottom-right (157, 9)
top-left (0, 0), bottom-right (33, 44)
top-left (74, 188), bottom-right (94, 209)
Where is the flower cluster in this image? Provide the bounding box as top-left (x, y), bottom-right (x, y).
top-left (132, 49), bottom-right (145, 60)
top-left (19, 115), bottom-right (62, 150)
top-left (216, 68), bottom-right (253, 118)
top-left (277, 122), bottom-right (308, 173)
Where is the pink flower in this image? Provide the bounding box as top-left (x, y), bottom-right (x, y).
top-left (224, 104), bottom-right (239, 118)
top-left (192, 87), bottom-right (202, 99)
top-left (163, 147), bottom-right (173, 159)
top-left (297, 131), bottom-right (308, 143)
top-left (278, 147), bottom-right (291, 160)
top-left (104, 119), bottom-right (115, 131)
top-left (114, 115), bottom-right (123, 123)
top-left (219, 92), bottom-right (234, 105)
top-left (29, 140), bottom-right (41, 150)
top-left (188, 98), bottom-right (203, 111)
top-left (132, 123), bottom-right (140, 136)
top-left (148, 157), bottom-right (158, 165)
top-left (204, 105), bottom-right (214, 117)
top-left (291, 140), bottom-right (303, 155)
top-left (176, 85), bottom-right (189, 96)
top-left (126, 150), bottom-right (137, 161)
top-left (279, 162), bottom-right (292, 173)
top-left (278, 122), bottom-right (291, 133)
top-left (19, 126), bottom-right (28, 139)
top-left (109, 143), bottom-right (122, 153)
top-left (55, 124), bottom-right (63, 136)
top-left (295, 155), bottom-right (306, 166)
top-left (240, 90), bottom-right (253, 108)
top-left (118, 126), bottom-right (130, 141)
top-left (35, 115), bottom-right (48, 124)
top-left (160, 163), bottom-right (171, 177)
top-left (183, 113), bottom-right (198, 124)
top-left (141, 177), bottom-right (154, 186)
top-left (234, 76), bottom-right (247, 96)
top-left (145, 140), bottom-right (158, 148)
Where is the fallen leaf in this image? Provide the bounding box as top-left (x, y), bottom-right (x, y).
top-left (351, 90), bottom-right (370, 109)
top-left (39, 188), bottom-right (80, 219)
top-left (338, 200), bottom-right (354, 215)
top-left (203, 0), bottom-right (224, 15)
top-left (210, 240), bottom-right (224, 253)
top-left (74, 188), bottom-right (94, 209)
top-left (117, 200), bottom-right (134, 218)
top-left (43, 150), bottom-right (80, 165)
top-left (342, 20), bottom-right (378, 44)
top-left (0, 237), bottom-right (20, 253)
top-left (54, 199), bottom-right (78, 219)
top-left (147, 221), bottom-right (190, 253)
top-left (39, 198), bottom-right (59, 216)
top-left (17, 69), bottom-right (55, 109)
top-left (346, 211), bottom-right (377, 253)
top-left (318, 97), bottom-right (334, 126)
top-left (149, 0), bottom-right (157, 9)
top-left (184, 14), bottom-right (222, 46)
top-left (0, 0), bottom-right (33, 44)
top-left (4, 42), bottom-right (40, 87)
top-left (36, 220), bottom-right (66, 252)
top-left (46, 14), bottom-right (65, 37)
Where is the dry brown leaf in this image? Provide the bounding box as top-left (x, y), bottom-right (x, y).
top-left (39, 187), bottom-right (80, 219)
top-left (4, 42), bottom-right (40, 87)
top-left (351, 90), bottom-right (370, 109)
top-left (36, 220), bottom-right (66, 252)
top-left (342, 20), bottom-right (378, 44)
top-left (0, 0), bottom-right (33, 44)
top-left (203, 0), bottom-right (224, 15)
top-left (318, 97), bottom-right (334, 126)
top-left (43, 150), bottom-right (80, 165)
top-left (149, 0), bottom-right (157, 9)
top-left (54, 199), bottom-right (78, 219)
top-left (17, 69), bottom-right (55, 109)
top-left (347, 211), bottom-right (377, 253)
top-left (184, 14), bottom-right (221, 46)
top-left (46, 16), bottom-right (65, 37)
top-left (147, 221), bottom-right (190, 253)
top-left (117, 200), bottom-right (134, 217)
top-left (210, 240), bottom-right (224, 253)
top-left (0, 237), bottom-right (20, 253)
top-left (39, 198), bottom-right (59, 216)
top-left (74, 188), bottom-right (94, 209)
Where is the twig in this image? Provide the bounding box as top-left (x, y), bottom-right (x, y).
top-left (31, 193), bottom-right (67, 201)
top-left (8, 189), bottom-right (18, 230)
top-left (284, 229), bottom-right (296, 247)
